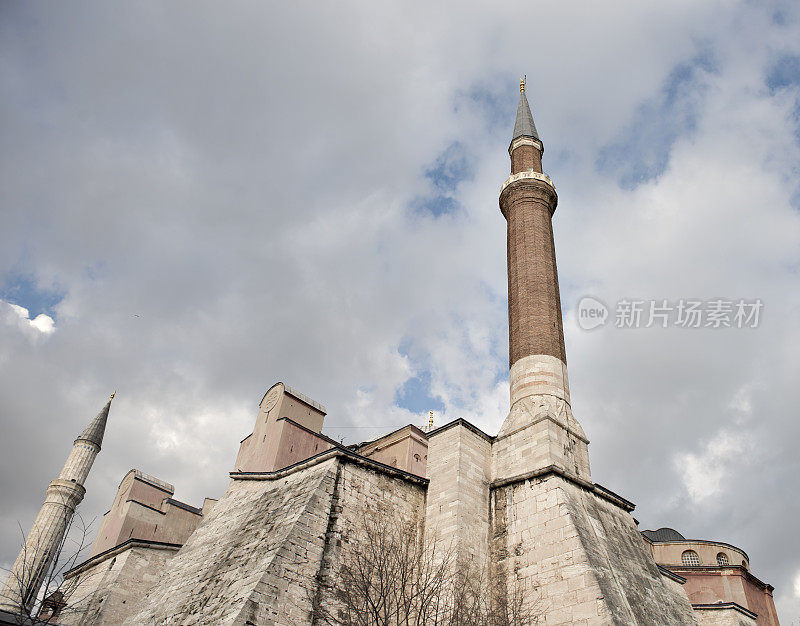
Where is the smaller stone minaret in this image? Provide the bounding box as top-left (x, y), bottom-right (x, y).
top-left (0, 394), bottom-right (114, 614)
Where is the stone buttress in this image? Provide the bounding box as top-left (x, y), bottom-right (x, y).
top-left (121, 452), bottom-right (427, 625)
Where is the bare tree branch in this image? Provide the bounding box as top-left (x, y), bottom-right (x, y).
top-left (0, 493), bottom-right (95, 624)
top-left (308, 511), bottom-right (541, 626)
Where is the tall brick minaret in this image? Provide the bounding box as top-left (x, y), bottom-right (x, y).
top-left (0, 395), bottom-right (113, 614)
top-left (493, 79), bottom-right (590, 482)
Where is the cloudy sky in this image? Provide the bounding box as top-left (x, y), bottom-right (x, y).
top-left (2, 0), bottom-right (800, 619)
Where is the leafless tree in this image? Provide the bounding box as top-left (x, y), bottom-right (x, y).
top-left (0, 503), bottom-right (94, 625)
top-left (310, 512), bottom-right (540, 626)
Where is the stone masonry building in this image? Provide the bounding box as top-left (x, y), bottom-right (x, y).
top-left (2, 82), bottom-right (781, 625)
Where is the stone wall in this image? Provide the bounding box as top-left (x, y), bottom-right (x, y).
top-left (234, 383), bottom-right (327, 473)
top-left (355, 425), bottom-right (429, 477)
top-left (493, 397), bottom-right (591, 482)
top-left (312, 459), bottom-right (428, 619)
top-left (491, 472), bottom-right (699, 625)
top-left (425, 420), bottom-right (492, 570)
top-left (59, 414), bottom-right (717, 625)
top-left (60, 544), bottom-right (178, 625)
top-left (693, 605), bottom-right (758, 626)
top-left (120, 453), bottom-right (427, 625)
top-left (122, 459), bottom-right (338, 625)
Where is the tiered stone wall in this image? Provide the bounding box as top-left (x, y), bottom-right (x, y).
top-left (60, 543), bottom-right (178, 625)
top-left (90, 470), bottom-right (204, 557)
top-left (122, 459), bottom-right (338, 625)
top-left (491, 473), bottom-right (700, 625)
top-left (120, 454), bottom-right (426, 625)
top-left (312, 459), bottom-right (427, 618)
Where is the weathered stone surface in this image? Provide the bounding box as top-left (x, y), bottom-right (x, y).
top-left (426, 421), bottom-right (492, 571)
top-left (311, 460), bottom-right (427, 619)
top-left (693, 606), bottom-right (758, 626)
top-left (508, 354), bottom-right (572, 408)
top-left (493, 394), bottom-right (591, 483)
top-left (122, 460), bottom-right (339, 625)
top-left (491, 473), bottom-right (699, 625)
top-left (60, 545), bottom-right (178, 625)
top-left (121, 456), bottom-right (426, 625)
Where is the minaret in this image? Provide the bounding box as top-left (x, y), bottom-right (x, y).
top-left (493, 78), bottom-right (590, 481)
top-left (0, 394), bottom-right (114, 614)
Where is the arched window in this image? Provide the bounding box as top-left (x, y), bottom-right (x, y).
top-left (681, 550), bottom-right (700, 566)
top-left (716, 552), bottom-right (729, 566)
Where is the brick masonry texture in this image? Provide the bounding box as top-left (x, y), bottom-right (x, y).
top-left (511, 144), bottom-right (542, 174)
top-left (500, 177), bottom-right (566, 367)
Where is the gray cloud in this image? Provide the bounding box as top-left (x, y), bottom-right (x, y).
top-left (1, 1), bottom-right (799, 619)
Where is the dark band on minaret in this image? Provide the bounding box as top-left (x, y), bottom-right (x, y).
top-left (500, 81), bottom-right (566, 366)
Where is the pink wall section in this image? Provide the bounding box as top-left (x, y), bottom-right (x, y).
top-left (234, 383), bottom-right (329, 473)
top-left (91, 471), bottom-right (204, 556)
top-left (234, 384), bottom-right (430, 478)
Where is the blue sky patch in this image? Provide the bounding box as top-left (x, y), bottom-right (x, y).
top-left (0, 272), bottom-right (64, 319)
top-left (425, 141), bottom-right (472, 192)
top-left (457, 77), bottom-right (521, 135)
top-left (394, 369), bottom-right (445, 414)
top-left (596, 51), bottom-right (717, 189)
top-left (412, 142), bottom-right (473, 217)
top-left (766, 55), bottom-right (800, 158)
top-left (766, 54), bottom-right (800, 92)
top-left (410, 195), bottom-right (460, 217)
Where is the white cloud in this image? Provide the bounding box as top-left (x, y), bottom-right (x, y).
top-left (1, 301), bottom-right (55, 336)
top-left (674, 431), bottom-right (748, 503)
top-left (1, 1), bottom-right (800, 618)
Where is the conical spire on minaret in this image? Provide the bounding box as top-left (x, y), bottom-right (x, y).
top-left (508, 77), bottom-right (544, 174)
top-left (511, 76), bottom-right (540, 144)
top-left (75, 391), bottom-right (114, 449)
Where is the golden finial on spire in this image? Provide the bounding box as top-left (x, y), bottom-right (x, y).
top-left (520, 75), bottom-right (526, 93)
top-left (110, 390), bottom-right (116, 400)
top-left (428, 410), bottom-right (434, 431)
